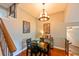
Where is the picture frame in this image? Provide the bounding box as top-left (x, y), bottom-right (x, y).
top-left (9, 3), bottom-right (16, 18)
top-left (23, 21), bottom-right (30, 33)
top-left (43, 23), bottom-right (50, 34)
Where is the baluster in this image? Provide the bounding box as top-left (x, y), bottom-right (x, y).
top-left (65, 39), bottom-right (72, 56)
top-left (0, 29), bottom-right (12, 56)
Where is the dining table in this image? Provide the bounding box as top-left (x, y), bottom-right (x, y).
top-left (27, 39), bottom-right (50, 56)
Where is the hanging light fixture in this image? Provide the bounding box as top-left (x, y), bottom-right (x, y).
top-left (38, 3), bottom-right (50, 21)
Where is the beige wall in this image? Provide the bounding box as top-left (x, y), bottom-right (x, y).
top-left (2, 4), bottom-right (36, 55)
top-left (65, 3), bottom-right (79, 23)
top-left (15, 4), bottom-right (36, 55)
top-left (36, 11), bottom-right (66, 49)
top-left (65, 4), bottom-right (79, 55)
top-left (65, 3), bottom-right (79, 47)
top-left (17, 4), bottom-right (36, 40)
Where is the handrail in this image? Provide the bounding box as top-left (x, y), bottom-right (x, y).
top-left (0, 18), bottom-right (16, 53)
top-left (70, 44), bottom-right (79, 49)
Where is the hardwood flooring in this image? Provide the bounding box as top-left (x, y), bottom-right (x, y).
top-left (50, 48), bottom-right (65, 56)
top-left (17, 48), bottom-right (66, 56)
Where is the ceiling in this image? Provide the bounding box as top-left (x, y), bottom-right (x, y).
top-left (18, 3), bottom-right (67, 18)
top-left (0, 3), bottom-right (67, 18)
top-left (0, 3), bottom-right (13, 9)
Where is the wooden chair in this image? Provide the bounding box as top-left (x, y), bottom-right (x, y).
top-left (31, 42), bottom-right (40, 56)
top-left (43, 42), bottom-right (50, 56)
top-left (39, 42), bottom-right (50, 56)
top-left (26, 38), bottom-right (31, 56)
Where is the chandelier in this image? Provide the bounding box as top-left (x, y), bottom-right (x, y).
top-left (38, 3), bottom-right (50, 21)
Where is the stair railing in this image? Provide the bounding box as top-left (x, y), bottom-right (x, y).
top-left (0, 18), bottom-right (16, 56)
top-left (65, 38), bottom-right (72, 56)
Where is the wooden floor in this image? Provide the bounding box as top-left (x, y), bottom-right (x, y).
top-left (50, 48), bottom-right (65, 56)
top-left (17, 48), bottom-right (66, 56)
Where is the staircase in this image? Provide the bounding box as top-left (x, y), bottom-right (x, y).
top-left (0, 44), bottom-right (2, 55)
top-left (0, 18), bottom-right (16, 56)
top-left (69, 45), bottom-right (79, 56)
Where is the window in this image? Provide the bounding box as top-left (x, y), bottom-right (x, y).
top-left (0, 7), bottom-right (8, 17)
top-left (9, 3), bottom-right (16, 18)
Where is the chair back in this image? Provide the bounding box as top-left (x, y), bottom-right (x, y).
top-left (26, 38), bottom-right (31, 48)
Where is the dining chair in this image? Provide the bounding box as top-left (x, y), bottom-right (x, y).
top-left (26, 38), bottom-right (31, 56)
top-left (31, 42), bottom-right (40, 56)
top-left (39, 42), bottom-right (50, 56)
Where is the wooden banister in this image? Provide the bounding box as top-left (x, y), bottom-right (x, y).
top-left (0, 18), bottom-right (16, 53)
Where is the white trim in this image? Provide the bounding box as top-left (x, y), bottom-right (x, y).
top-left (14, 46), bottom-right (65, 56)
top-left (13, 47), bottom-right (27, 56)
top-left (54, 46), bottom-right (65, 50)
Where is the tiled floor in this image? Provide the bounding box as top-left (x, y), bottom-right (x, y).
top-left (17, 48), bottom-right (66, 56)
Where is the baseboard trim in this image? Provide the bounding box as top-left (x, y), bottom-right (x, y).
top-left (13, 47), bottom-right (27, 56)
top-left (14, 46), bottom-right (65, 56)
top-left (54, 46), bottom-right (65, 50)
top-left (71, 44), bottom-right (79, 49)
